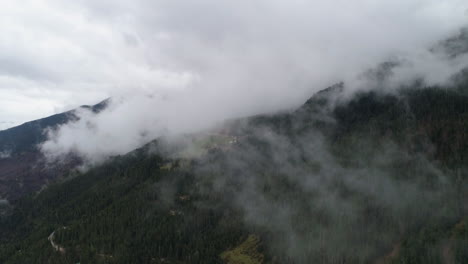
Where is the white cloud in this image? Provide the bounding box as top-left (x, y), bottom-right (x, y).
top-left (0, 150), bottom-right (11, 159)
top-left (0, 0), bottom-right (467, 160)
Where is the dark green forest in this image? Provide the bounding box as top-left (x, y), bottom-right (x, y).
top-left (0, 83), bottom-right (467, 264)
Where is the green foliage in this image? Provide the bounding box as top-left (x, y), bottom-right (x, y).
top-left (1, 86), bottom-right (468, 263)
top-left (0, 152), bottom-right (247, 264)
top-left (220, 235), bottom-right (264, 264)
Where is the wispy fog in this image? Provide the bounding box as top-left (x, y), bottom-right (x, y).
top-left (17, 0), bottom-right (466, 162)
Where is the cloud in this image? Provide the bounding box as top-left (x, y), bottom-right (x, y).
top-left (161, 116), bottom-right (462, 262)
top-left (0, 150), bottom-right (11, 159)
top-left (0, 121), bottom-right (15, 131)
top-left (0, 0), bottom-right (466, 161)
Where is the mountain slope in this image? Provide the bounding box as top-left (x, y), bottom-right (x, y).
top-left (0, 100), bottom-right (108, 201)
top-left (0, 82), bottom-right (467, 263)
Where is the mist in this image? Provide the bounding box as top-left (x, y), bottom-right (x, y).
top-left (0, 151), bottom-right (11, 159)
top-left (37, 0), bottom-right (468, 162)
top-left (154, 91), bottom-right (465, 262)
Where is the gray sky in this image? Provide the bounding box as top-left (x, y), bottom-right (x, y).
top-left (1, 1), bottom-right (468, 143)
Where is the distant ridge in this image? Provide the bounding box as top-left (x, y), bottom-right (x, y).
top-left (0, 99), bottom-right (108, 200)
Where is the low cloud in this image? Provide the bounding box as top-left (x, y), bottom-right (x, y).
top-left (0, 151), bottom-right (10, 159)
top-left (0, 122), bottom-right (15, 131)
top-left (23, 0), bottom-right (467, 162)
top-left (21, 2), bottom-right (467, 260)
top-left (154, 107), bottom-right (463, 262)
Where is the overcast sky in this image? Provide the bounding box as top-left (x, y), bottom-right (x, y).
top-left (1, 1), bottom-right (468, 137)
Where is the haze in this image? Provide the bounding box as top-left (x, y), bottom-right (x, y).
top-left (1, 0), bottom-right (467, 160)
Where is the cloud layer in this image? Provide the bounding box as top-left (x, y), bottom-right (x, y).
top-left (1, 0), bottom-right (467, 160)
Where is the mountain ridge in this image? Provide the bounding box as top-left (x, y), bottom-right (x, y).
top-left (0, 99), bottom-right (109, 201)
top-left (0, 82), bottom-right (467, 263)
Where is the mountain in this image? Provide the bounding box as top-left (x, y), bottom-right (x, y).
top-left (0, 80), bottom-right (466, 263)
top-left (0, 100), bottom-right (108, 201)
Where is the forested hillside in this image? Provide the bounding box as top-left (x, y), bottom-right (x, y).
top-left (0, 100), bottom-right (108, 201)
top-left (0, 82), bottom-right (467, 263)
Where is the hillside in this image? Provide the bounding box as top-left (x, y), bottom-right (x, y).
top-left (0, 100), bottom-right (108, 201)
top-left (0, 82), bottom-right (467, 263)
